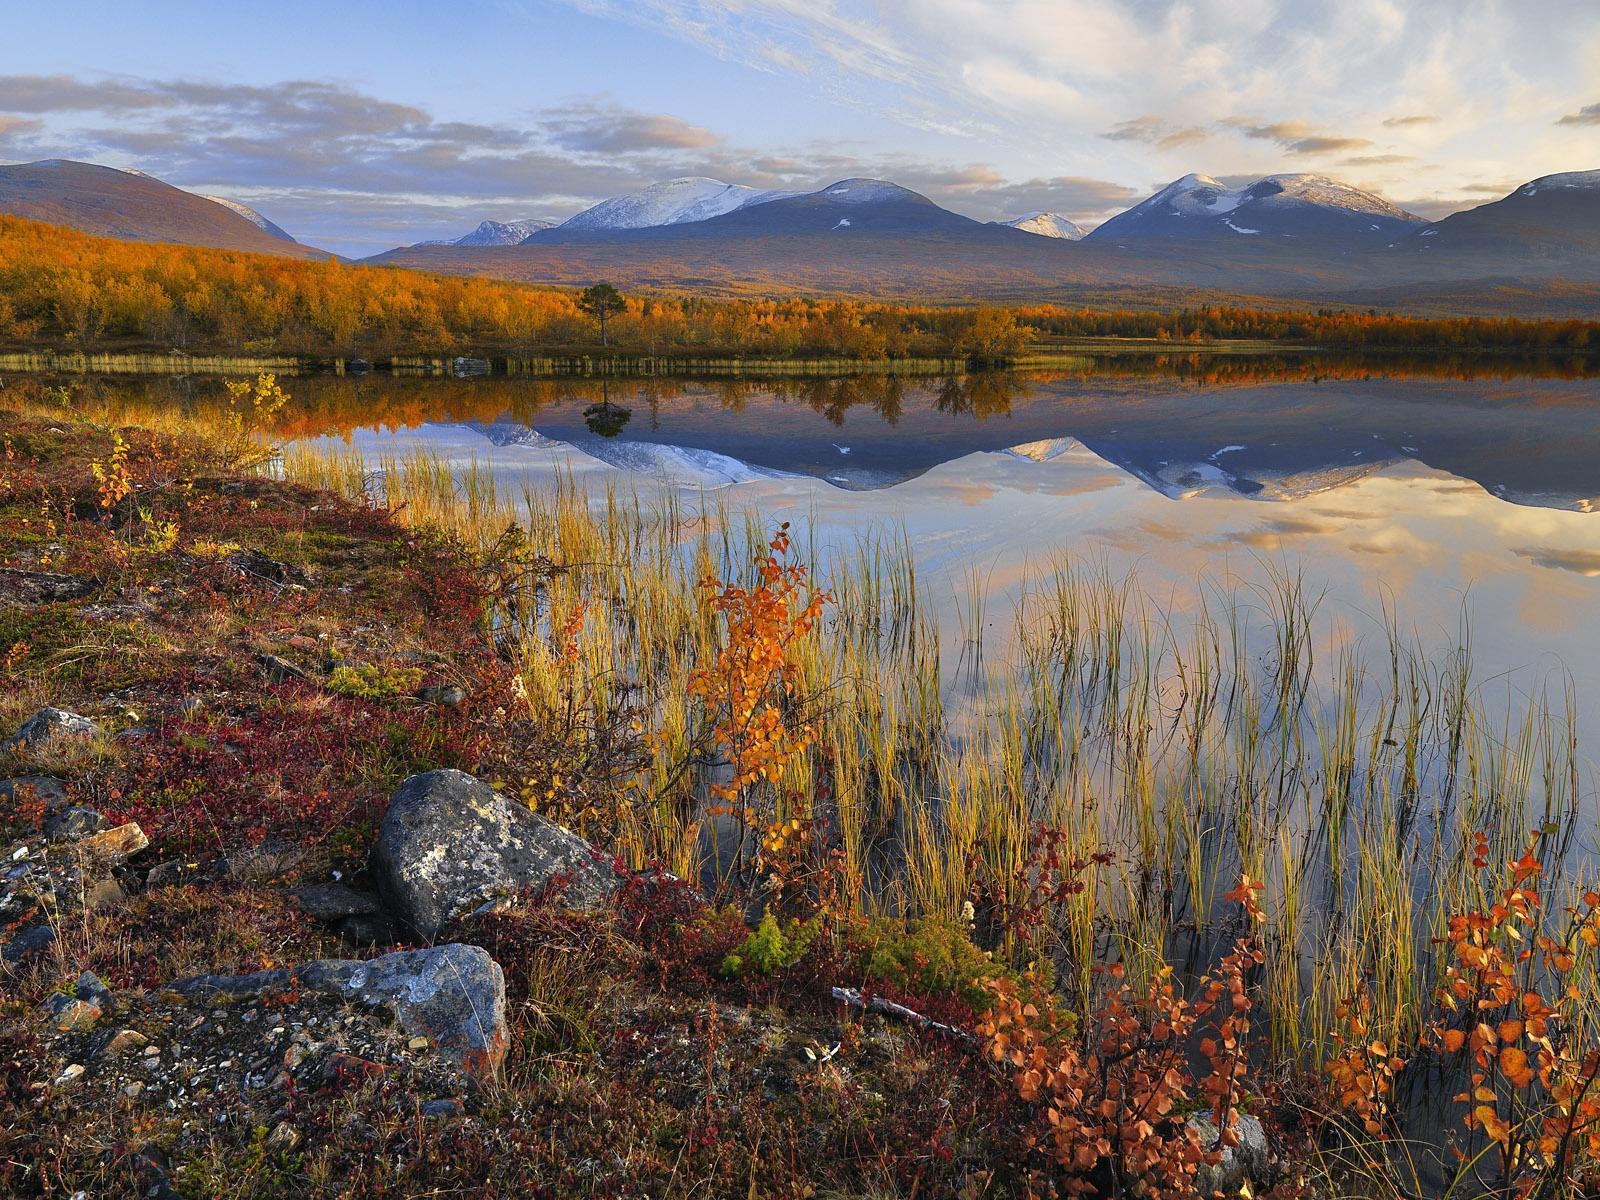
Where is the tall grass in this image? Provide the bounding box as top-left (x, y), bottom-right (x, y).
top-left (276, 442), bottom-right (1599, 1085)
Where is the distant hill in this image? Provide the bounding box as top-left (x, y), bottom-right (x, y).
top-left (1391, 171), bottom-right (1600, 274)
top-left (998, 212), bottom-right (1086, 240)
top-left (0, 160), bottom-right (328, 258)
top-left (1084, 173), bottom-right (1424, 246)
top-left (451, 218), bottom-right (555, 246)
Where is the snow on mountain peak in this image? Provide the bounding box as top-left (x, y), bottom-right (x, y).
top-left (817, 178), bottom-right (921, 204)
top-left (453, 218), bottom-right (554, 246)
top-left (559, 177), bottom-right (792, 231)
top-left (999, 212), bottom-right (1086, 240)
top-left (202, 195), bottom-right (297, 242)
top-left (1518, 169), bottom-right (1600, 196)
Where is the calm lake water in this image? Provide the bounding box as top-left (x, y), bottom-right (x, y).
top-left (267, 362), bottom-right (1600, 723)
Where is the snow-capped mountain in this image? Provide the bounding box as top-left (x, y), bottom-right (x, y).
top-left (997, 212), bottom-right (1086, 240)
top-left (555, 177), bottom-right (794, 232)
top-left (202, 195), bottom-right (297, 243)
top-left (1086, 173), bottom-right (1424, 244)
top-left (452, 218), bottom-right (554, 246)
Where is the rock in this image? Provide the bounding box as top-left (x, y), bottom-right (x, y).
top-left (1, 923), bottom-right (56, 965)
top-left (42, 992), bottom-right (103, 1032)
top-left (43, 806), bottom-right (108, 841)
top-left (1188, 1111), bottom-right (1273, 1194)
top-left (420, 1097), bottom-right (464, 1118)
top-left (294, 882), bottom-right (381, 922)
top-left (52, 1062), bottom-right (86, 1087)
top-left (74, 822), bottom-right (148, 863)
top-left (373, 769), bottom-right (618, 939)
top-left (169, 943), bottom-right (508, 1078)
top-left (0, 567), bottom-right (94, 605)
top-left (1, 708), bottom-right (98, 755)
top-left (257, 653), bottom-right (309, 684)
top-left (94, 1027), bottom-right (149, 1059)
top-left (75, 970), bottom-right (114, 1011)
top-left (264, 1121), bottom-right (302, 1152)
top-left (0, 776), bottom-right (68, 808)
top-left (417, 684), bottom-right (467, 708)
top-left (227, 549), bottom-right (309, 587)
top-left (222, 839), bottom-right (304, 881)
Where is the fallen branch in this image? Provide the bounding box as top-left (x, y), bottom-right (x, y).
top-left (831, 986), bottom-right (975, 1045)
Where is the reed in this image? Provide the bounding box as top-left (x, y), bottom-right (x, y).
top-left (275, 441), bottom-right (1599, 1090)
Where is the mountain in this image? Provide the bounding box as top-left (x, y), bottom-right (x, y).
top-left (360, 169), bottom-right (1600, 315)
top-left (0, 160), bottom-right (328, 258)
top-left (452, 218), bottom-right (555, 246)
top-left (998, 212), bottom-right (1086, 240)
top-left (201, 195), bottom-right (297, 243)
top-left (554, 177), bottom-right (795, 232)
top-left (1085, 173), bottom-right (1424, 245)
top-left (1394, 170), bottom-right (1600, 270)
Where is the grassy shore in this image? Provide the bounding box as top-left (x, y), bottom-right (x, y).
top-left (3, 375), bottom-right (1598, 1198)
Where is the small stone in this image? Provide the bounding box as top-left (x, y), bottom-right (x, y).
top-left (265, 1121), bottom-right (302, 1152)
top-left (407, 1036), bottom-right (430, 1051)
top-left (417, 684), bottom-right (468, 707)
top-left (75, 822), bottom-right (149, 862)
top-left (1, 708), bottom-right (98, 755)
top-left (257, 653), bottom-right (309, 684)
top-left (420, 1098), bottom-right (463, 1118)
top-left (122, 1080), bottom-right (144, 1098)
top-left (42, 993), bottom-right (103, 1033)
top-left (75, 970), bottom-right (114, 1010)
top-left (43, 806), bottom-right (109, 841)
top-left (95, 1028), bottom-right (148, 1059)
top-left (53, 1063), bottom-right (86, 1087)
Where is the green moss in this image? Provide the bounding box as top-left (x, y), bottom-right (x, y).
top-left (326, 663), bottom-right (424, 702)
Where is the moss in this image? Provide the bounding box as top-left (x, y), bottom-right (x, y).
top-left (326, 663), bottom-right (425, 701)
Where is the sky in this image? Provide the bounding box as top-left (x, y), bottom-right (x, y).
top-left (1, 0), bottom-right (1597, 256)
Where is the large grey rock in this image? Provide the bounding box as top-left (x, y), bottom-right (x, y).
top-left (169, 943), bottom-right (507, 1076)
top-left (2, 708), bottom-right (98, 755)
top-left (373, 769), bottom-right (618, 939)
top-left (1188, 1111), bottom-right (1273, 1194)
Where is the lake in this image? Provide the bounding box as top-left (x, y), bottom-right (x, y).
top-left (264, 360), bottom-right (1600, 713)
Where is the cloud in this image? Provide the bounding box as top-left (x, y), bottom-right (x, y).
top-left (1223, 118), bottom-right (1374, 154)
top-left (544, 102), bottom-right (720, 152)
top-left (1102, 115), bottom-right (1209, 149)
top-left (1556, 102), bottom-right (1600, 126)
top-left (1382, 114), bottom-right (1438, 127)
top-left (0, 115), bottom-right (43, 138)
top-left (1513, 547), bottom-right (1600, 576)
top-left (1342, 153), bottom-right (1416, 165)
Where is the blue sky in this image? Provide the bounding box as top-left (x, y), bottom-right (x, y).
top-left (2, 0), bottom-right (1597, 255)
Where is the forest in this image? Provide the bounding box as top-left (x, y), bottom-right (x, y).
top-left (2, 213), bottom-right (1597, 362)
